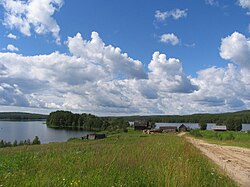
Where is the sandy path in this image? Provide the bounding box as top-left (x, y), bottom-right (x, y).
top-left (182, 134), bottom-right (250, 187)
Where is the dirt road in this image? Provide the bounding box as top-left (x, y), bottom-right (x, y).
top-left (182, 134), bottom-right (250, 187)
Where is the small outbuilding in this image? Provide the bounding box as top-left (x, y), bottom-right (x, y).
top-left (85, 134), bottom-right (106, 140)
top-left (212, 126), bottom-right (227, 131)
top-left (159, 126), bottom-right (177, 133)
top-left (179, 124), bottom-right (187, 132)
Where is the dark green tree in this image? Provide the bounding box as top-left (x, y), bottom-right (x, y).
top-left (199, 120), bottom-right (207, 130)
top-left (224, 118), bottom-right (242, 131)
top-left (32, 136), bottom-right (41, 145)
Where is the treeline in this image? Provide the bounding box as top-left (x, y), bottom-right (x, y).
top-left (46, 111), bottom-right (129, 132)
top-left (115, 110), bottom-right (250, 124)
top-left (0, 112), bottom-right (47, 121)
top-left (0, 136), bottom-right (41, 148)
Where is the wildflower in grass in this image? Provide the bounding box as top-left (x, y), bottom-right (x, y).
top-left (211, 172), bottom-right (214, 175)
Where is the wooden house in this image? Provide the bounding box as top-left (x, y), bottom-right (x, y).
top-left (159, 126), bottom-right (177, 133)
top-left (179, 124), bottom-right (187, 132)
top-left (212, 126), bottom-right (227, 131)
top-left (86, 134), bottom-right (106, 140)
top-left (134, 121), bottom-right (152, 131)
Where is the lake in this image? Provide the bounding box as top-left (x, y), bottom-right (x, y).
top-left (0, 121), bottom-right (92, 144)
top-left (155, 123), bottom-right (250, 131)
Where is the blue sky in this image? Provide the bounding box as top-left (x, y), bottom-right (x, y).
top-left (0, 0), bottom-right (249, 115)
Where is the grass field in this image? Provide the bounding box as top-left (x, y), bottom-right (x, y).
top-left (0, 130), bottom-right (236, 187)
top-left (190, 130), bottom-right (250, 148)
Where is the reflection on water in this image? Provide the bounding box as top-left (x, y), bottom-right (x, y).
top-left (0, 121), bottom-right (91, 144)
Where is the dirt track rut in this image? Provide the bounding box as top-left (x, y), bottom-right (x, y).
top-left (183, 135), bottom-right (250, 187)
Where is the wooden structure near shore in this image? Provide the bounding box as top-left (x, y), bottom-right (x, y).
top-left (159, 126), bottom-right (177, 133)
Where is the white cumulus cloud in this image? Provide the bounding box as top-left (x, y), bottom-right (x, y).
top-left (155, 9), bottom-right (187, 22)
top-left (1, 0), bottom-right (63, 44)
top-left (6, 44), bottom-right (19, 52)
top-left (220, 32), bottom-right (250, 70)
top-left (7, 33), bottom-right (17, 39)
top-left (160, 33), bottom-right (179, 45)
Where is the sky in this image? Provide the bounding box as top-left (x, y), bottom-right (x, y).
top-left (0, 0), bottom-right (249, 115)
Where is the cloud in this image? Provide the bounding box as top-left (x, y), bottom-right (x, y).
top-left (0, 32), bottom-right (199, 114)
top-left (148, 52), bottom-right (198, 93)
top-left (0, 31), bottom-right (249, 115)
top-left (238, 0), bottom-right (250, 9)
top-left (160, 33), bottom-right (179, 45)
top-left (238, 0), bottom-right (250, 14)
top-left (7, 33), bottom-right (17, 39)
top-left (67, 32), bottom-right (147, 80)
top-left (6, 44), bottom-right (19, 52)
top-left (205, 0), bottom-right (219, 7)
top-left (220, 32), bottom-right (250, 70)
top-left (0, 83), bottom-right (29, 107)
top-left (155, 9), bottom-right (187, 22)
top-left (1, 0), bottom-right (63, 44)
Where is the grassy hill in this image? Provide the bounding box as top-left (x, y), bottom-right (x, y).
top-left (0, 112), bottom-right (47, 121)
top-left (0, 130), bottom-right (236, 186)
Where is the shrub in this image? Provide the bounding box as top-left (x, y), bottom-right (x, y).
top-left (190, 129), bottom-right (202, 137)
top-left (199, 120), bottom-right (207, 130)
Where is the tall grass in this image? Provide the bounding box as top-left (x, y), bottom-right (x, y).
top-left (0, 131), bottom-right (236, 186)
top-left (190, 130), bottom-right (250, 148)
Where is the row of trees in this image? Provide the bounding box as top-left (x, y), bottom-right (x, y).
top-left (199, 118), bottom-right (243, 131)
top-left (0, 136), bottom-right (41, 148)
top-left (118, 110), bottom-right (250, 124)
top-left (0, 112), bottom-right (47, 120)
top-left (46, 111), bottom-right (129, 132)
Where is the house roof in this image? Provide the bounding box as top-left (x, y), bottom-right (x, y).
top-left (179, 124), bottom-right (187, 128)
top-left (212, 126), bottom-right (227, 130)
top-left (159, 126), bottom-right (177, 130)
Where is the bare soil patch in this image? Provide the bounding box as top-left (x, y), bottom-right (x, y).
top-left (182, 134), bottom-right (250, 187)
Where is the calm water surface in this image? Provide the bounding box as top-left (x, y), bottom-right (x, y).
top-left (0, 121), bottom-right (91, 144)
top-left (155, 123), bottom-right (250, 131)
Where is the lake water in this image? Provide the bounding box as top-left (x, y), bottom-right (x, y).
top-left (0, 121), bottom-right (92, 144)
top-left (155, 123), bottom-right (250, 131)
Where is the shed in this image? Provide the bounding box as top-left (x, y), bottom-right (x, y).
top-left (179, 124), bottom-right (187, 132)
top-left (159, 126), bottom-right (177, 133)
top-left (212, 126), bottom-right (227, 131)
top-left (134, 121), bottom-right (151, 131)
top-left (86, 134), bottom-right (106, 140)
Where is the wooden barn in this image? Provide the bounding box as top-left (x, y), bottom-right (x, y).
top-left (179, 124), bottom-right (187, 132)
top-left (134, 121), bottom-right (152, 131)
top-left (212, 126), bottom-right (227, 131)
top-left (159, 126), bottom-right (177, 133)
top-left (86, 134), bottom-right (106, 140)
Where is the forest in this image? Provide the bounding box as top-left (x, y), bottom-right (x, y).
top-left (0, 112), bottom-right (47, 121)
top-left (46, 110), bottom-right (129, 132)
top-left (113, 110), bottom-right (250, 124)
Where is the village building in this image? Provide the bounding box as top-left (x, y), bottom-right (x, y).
top-left (85, 134), bottom-right (106, 140)
top-left (134, 121), bottom-right (152, 130)
top-left (212, 125), bottom-right (227, 131)
top-left (159, 126), bottom-right (177, 133)
top-left (179, 124), bottom-right (188, 132)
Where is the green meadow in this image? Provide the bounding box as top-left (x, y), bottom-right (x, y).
top-left (190, 130), bottom-right (250, 148)
top-left (0, 130), bottom-right (236, 187)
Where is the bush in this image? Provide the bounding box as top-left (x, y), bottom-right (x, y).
top-left (225, 133), bottom-right (235, 140)
top-left (199, 120), bottom-right (207, 130)
top-left (224, 118), bottom-right (242, 131)
top-left (32, 136), bottom-right (41, 145)
top-left (190, 129), bottom-right (202, 137)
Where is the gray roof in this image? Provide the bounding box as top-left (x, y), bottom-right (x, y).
top-left (212, 126), bottom-right (227, 130)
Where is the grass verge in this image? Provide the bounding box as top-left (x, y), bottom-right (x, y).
top-left (190, 130), bottom-right (250, 148)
